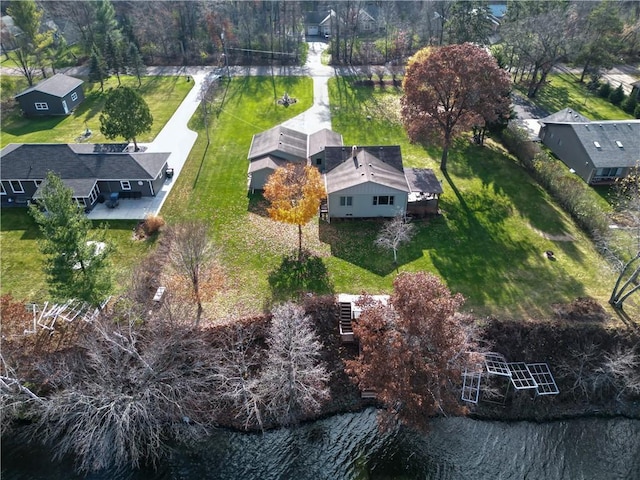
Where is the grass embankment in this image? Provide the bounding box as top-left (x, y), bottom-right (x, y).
top-left (1, 75), bottom-right (192, 147)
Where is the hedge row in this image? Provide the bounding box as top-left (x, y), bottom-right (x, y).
top-left (595, 81), bottom-right (640, 118)
top-left (500, 125), bottom-right (610, 238)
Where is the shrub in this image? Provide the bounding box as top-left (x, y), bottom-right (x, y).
top-left (597, 81), bottom-right (612, 98)
top-left (608, 84), bottom-right (625, 106)
top-left (622, 94), bottom-right (638, 115)
top-left (142, 214), bottom-right (165, 236)
top-left (635, 103), bottom-right (640, 119)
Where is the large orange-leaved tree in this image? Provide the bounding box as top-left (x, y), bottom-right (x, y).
top-left (401, 43), bottom-right (511, 171)
top-left (263, 163), bottom-right (326, 260)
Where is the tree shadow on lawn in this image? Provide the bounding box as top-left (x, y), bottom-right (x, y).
top-left (318, 218), bottom-right (424, 276)
top-left (330, 76), bottom-right (376, 116)
top-left (268, 249), bottom-right (334, 302)
top-left (431, 171), bottom-right (586, 317)
top-left (445, 138), bottom-right (586, 262)
top-left (247, 192), bottom-right (270, 218)
top-left (1, 113), bottom-right (66, 137)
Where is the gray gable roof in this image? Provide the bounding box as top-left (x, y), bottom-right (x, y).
top-left (324, 145), bottom-right (404, 174)
top-left (308, 129), bottom-right (343, 157)
top-left (540, 108), bottom-right (590, 124)
top-left (248, 125), bottom-right (308, 161)
top-left (15, 73), bottom-right (84, 99)
top-left (0, 144), bottom-right (169, 182)
top-left (248, 155), bottom-right (289, 173)
top-left (325, 147), bottom-right (409, 194)
top-left (545, 120), bottom-right (640, 169)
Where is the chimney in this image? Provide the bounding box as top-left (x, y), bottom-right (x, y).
top-left (352, 145), bottom-right (357, 160)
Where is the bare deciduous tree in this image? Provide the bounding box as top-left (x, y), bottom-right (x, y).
top-left (28, 315), bottom-right (220, 472)
top-left (375, 214), bottom-right (415, 264)
top-left (214, 321), bottom-right (265, 431)
top-left (165, 221), bottom-right (218, 327)
top-left (259, 302), bottom-right (330, 426)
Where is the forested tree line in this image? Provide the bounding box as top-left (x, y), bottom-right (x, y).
top-left (3, 0), bottom-right (638, 82)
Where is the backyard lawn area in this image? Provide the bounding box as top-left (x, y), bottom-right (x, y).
top-left (1, 75), bottom-right (192, 147)
top-left (0, 74), bottom-right (622, 321)
top-left (162, 76), bottom-right (616, 321)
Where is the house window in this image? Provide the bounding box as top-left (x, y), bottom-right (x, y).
top-left (34, 102), bottom-right (49, 110)
top-left (71, 92), bottom-right (78, 101)
top-left (10, 181), bottom-right (24, 193)
top-left (340, 196), bottom-right (353, 207)
top-left (598, 168), bottom-right (620, 178)
top-left (373, 195), bottom-right (394, 206)
top-left (120, 181), bottom-right (131, 190)
top-left (316, 158), bottom-right (322, 166)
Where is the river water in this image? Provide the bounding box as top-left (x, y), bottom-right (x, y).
top-left (3, 409), bottom-right (639, 479)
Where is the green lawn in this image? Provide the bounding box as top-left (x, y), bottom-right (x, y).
top-left (1, 75), bottom-right (192, 147)
top-left (0, 75), bottom-right (619, 320)
top-left (164, 77), bottom-right (614, 320)
top-left (519, 73), bottom-right (635, 120)
top-left (1, 74), bottom-right (190, 301)
top-left (0, 209), bottom-right (156, 301)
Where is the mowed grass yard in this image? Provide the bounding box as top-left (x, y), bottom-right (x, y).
top-left (518, 73), bottom-right (636, 121)
top-left (1, 75), bottom-right (192, 147)
top-left (0, 74), bottom-right (191, 299)
top-left (164, 76), bottom-right (615, 321)
top-left (1, 74), bottom-right (619, 321)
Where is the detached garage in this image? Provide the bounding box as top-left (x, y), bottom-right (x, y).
top-left (15, 73), bottom-right (84, 116)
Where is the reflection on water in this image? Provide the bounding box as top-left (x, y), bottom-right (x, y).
top-left (3, 409), bottom-right (639, 480)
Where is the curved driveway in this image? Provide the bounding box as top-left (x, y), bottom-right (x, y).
top-left (86, 42), bottom-right (333, 220)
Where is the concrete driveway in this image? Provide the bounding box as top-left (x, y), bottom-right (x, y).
top-left (86, 42), bottom-right (334, 220)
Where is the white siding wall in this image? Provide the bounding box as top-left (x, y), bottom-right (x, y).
top-left (328, 183), bottom-right (407, 218)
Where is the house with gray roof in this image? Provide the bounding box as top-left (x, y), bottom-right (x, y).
top-left (15, 73), bottom-right (85, 116)
top-left (248, 126), bottom-right (443, 220)
top-left (0, 143), bottom-right (170, 210)
top-left (324, 146), bottom-right (410, 219)
top-left (247, 125), bottom-right (343, 192)
top-left (539, 115), bottom-right (640, 185)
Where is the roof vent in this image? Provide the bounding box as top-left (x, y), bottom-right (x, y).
top-left (616, 140), bottom-right (623, 148)
top-left (352, 145), bottom-right (357, 159)
top-left (368, 163), bottom-right (372, 167)
top-left (593, 141), bottom-right (601, 149)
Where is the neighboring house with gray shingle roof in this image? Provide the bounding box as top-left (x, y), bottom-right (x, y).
top-left (14, 73), bottom-right (85, 116)
top-left (0, 143), bottom-right (170, 210)
top-left (539, 116), bottom-right (640, 185)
